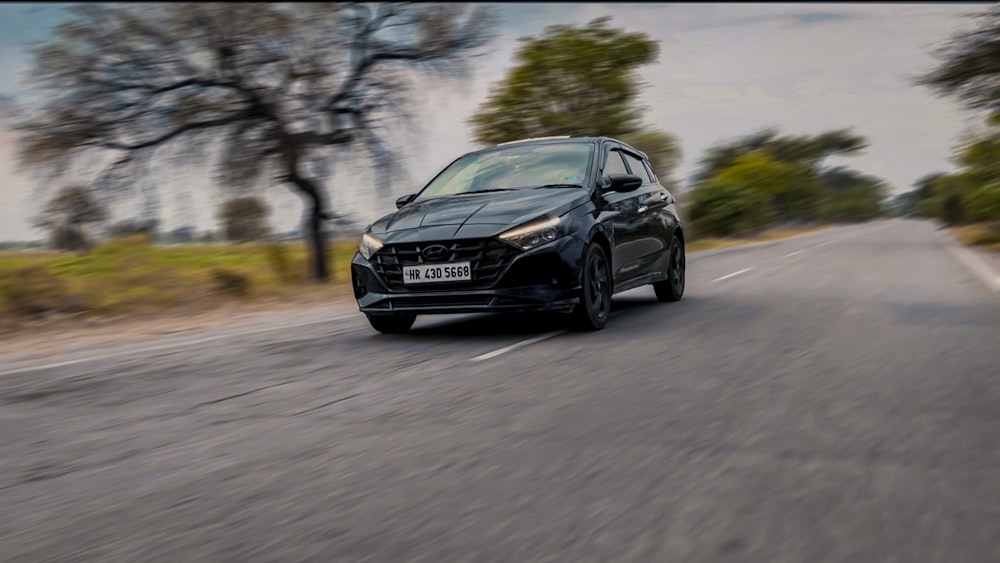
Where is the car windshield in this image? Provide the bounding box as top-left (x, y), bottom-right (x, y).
top-left (415, 142), bottom-right (593, 200)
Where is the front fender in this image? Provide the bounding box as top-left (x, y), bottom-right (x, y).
top-left (582, 208), bottom-right (617, 249)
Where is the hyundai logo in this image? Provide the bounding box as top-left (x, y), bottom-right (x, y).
top-left (421, 244), bottom-right (450, 262)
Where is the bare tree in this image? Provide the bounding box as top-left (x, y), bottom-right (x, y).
top-left (219, 196), bottom-right (271, 243)
top-left (12, 2), bottom-right (497, 281)
top-left (33, 185), bottom-right (109, 253)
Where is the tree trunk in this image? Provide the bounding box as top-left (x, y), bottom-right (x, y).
top-left (288, 172), bottom-right (331, 283)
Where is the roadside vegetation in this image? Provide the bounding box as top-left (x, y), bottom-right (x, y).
top-left (896, 5), bottom-right (1000, 252)
top-left (2, 189), bottom-right (359, 323)
top-left (890, 117), bottom-right (1000, 252)
top-left (0, 237), bottom-right (358, 322)
top-left (684, 129), bottom-right (888, 239)
top-left (947, 223), bottom-right (1000, 253)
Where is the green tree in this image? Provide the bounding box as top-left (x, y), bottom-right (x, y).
top-left (817, 167), bottom-right (887, 222)
top-left (687, 130), bottom-right (882, 231)
top-left (692, 129), bottom-right (778, 184)
top-left (468, 17), bottom-right (681, 180)
top-left (470, 17), bottom-right (658, 142)
top-left (913, 116), bottom-right (1000, 224)
top-left (958, 121), bottom-right (1000, 225)
top-left (915, 4), bottom-right (1000, 115)
top-left (954, 133), bottom-right (1000, 187)
top-left (12, 3), bottom-right (496, 282)
top-left (219, 197), bottom-right (271, 243)
top-left (688, 182), bottom-right (771, 237)
top-left (963, 182), bottom-right (1000, 223)
top-left (709, 152), bottom-right (823, 222)
top-left (926, 173), bottom-right (976, 225)
top-left (693, 128), bottom-right (867, 183)
top-left (33, 185), bottom-right (109, 253)
top-left (910, 172), bottom-right (948, 217)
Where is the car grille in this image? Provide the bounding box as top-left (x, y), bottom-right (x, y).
top-left (371, 238), bottom-right (521, 289)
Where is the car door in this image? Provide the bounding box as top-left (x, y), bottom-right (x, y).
top-left (599, 144), bottom-right (647, 286)
top-left (620, 150), bottom-right (675, 279)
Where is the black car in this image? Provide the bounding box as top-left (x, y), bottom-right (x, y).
top-left (351, 136), bottom-right (686, 333)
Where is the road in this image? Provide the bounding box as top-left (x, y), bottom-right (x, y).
top-left (1, 219), bottom-right (999, 562)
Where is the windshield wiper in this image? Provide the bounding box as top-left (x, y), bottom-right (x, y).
top-left (464, 188), bottom-right (517, 195)
top-left (530, 183), bottom-right (584, 190)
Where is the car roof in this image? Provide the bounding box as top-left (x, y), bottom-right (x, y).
top-left (473, 136), bottom-right (649, 161)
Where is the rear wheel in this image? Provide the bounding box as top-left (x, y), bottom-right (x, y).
top-left (571, 243), bottom-right (613, 331)
top-left (367, 314), bottom-right (417, 334)
top-left (653, 235), bottom-right (685, 302)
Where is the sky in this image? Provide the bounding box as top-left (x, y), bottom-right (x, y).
top-left (0, 2), bottom-right (987, 240)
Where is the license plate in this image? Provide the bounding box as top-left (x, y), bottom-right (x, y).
top-left (402, 262), bottom-right (472, 284)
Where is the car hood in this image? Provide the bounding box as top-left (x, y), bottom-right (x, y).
top-left (368, 189), bottom-right (589, 243)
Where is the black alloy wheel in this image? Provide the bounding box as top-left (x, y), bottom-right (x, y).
top-left (653, 235), bottom-right (685, 303)
top-left (572, 243), bottom-right (613, 330)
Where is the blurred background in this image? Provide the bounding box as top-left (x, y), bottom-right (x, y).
top-left (1, 4), bottom-right (999, 561)
top-left (0, 2), bottom-right (996, 329)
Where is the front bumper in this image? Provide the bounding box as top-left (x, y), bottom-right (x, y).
top-left (352, 236), bottom-right (585, 315)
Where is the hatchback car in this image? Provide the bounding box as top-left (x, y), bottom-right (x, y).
top-left (351, 136), bottom-right (686, 333)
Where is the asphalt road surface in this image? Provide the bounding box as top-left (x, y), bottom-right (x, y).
top-left (2, 219), bottom-right (999, 562)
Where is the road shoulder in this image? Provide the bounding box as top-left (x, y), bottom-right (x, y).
top-left (936, 225), bottom-right (1000, 292)
top-left (0, 297), bottom-right (360, 362)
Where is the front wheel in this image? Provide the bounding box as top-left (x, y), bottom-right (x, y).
top-left (570, 243), bottom-right (613, 331)
top-left (653, 235), bottom-right (685, 302)
top-left (366, 314), bottom-right (417, 334)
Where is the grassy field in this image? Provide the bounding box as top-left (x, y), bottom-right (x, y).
top-left (0, 235), bottom-right (359, 319)
top-left (949, 223), bottom-right (1000, 253)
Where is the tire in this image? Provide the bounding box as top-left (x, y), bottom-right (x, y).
top-left (367, 314), bottom-right (417, 334)
top-left (571, 243), bottom-right (613, 331)
top-left (653, 235), bottom-right (685, 303)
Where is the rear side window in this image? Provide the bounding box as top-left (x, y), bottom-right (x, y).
top-left (622, 152), bottom-right (652, 184)
top-left (643, 161), bottom-right (658, 184)
top-left (605, 149), bottom-right (628, 176)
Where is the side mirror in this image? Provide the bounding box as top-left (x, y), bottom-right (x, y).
top-left (605, 174), bottom-right (643, 194)
top-left (395, 193), bottom-right (416, 209)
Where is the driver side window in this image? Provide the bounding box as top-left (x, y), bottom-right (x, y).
top-left (604, 149), bottom-right (628, 176)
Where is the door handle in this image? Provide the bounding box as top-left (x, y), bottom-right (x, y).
top-left (638, 205), bottom-right (648, 214)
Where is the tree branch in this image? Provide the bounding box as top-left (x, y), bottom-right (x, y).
top-left (323, 4), bottom-right (410, 113)
top-left (101, 114), bottom-right (247, 151)
top-left (150, 77), bottom-right (240, 94)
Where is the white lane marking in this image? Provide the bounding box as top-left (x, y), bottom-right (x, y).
top-left (0, 314), bottom-right (359, 377)
top-left (940, 240), bottom-right (1000, 293)
top-left (710, 267), bottom-right (755, 283)
top-left (816, 241), bottom-right (831, 248)
top-left (783, 250), bottom-right (804, 258)
top-left (470, 330), bottom-right (566, 363)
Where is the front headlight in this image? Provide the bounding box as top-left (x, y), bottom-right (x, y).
top-left (359, 231), bottom-right (384, 260)
top-left (498, 214), bottom-right (570, 251)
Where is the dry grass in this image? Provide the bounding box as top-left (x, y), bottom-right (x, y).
top-left (687, 224), bottom-right (832, 252)
top-left (949, 223), bottom-right (1000, 253)
top-left (0, 236), bottom-right (359, 323)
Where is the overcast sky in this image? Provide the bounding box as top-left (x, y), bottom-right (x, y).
top-left (0, 2), bottom-right (985, 240)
